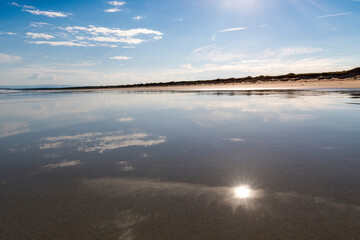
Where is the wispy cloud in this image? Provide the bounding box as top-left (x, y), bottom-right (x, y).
top-left (28, 41), bottom-right (91, 47)
top-left (24, 25), bottom-right (163, 48)
top-left (108, 1), bottom-right (126, 6)
top-left (190, 45), bottom-right (244, 62)
top-left (22, 5), bottom-right (35, 9)
top-left (23, 9), bottom-right (69, 18)
top-left (9, 2), bottom-right (21, 7)
top-left (219, 27), bottom-right (247, 33)
top-left (133, 16), bottom-right (145, 20)
top-left (26, 32), bottom-right (54, 39)
top-left (280, 47), bottom-right (323, 56)
top-left (105, 1), bottom-right (126, 12)
top-left (89, 36), bottom-right (143, 44)
top-left (26, 24), bottom-right (162, 47)
top-left (0, 53), bottom-right (22, 63)
top-left (29, 22), bottom-right (49, 27)
top-left (110, 56), bottom-right (132, 60)
top-left (104, 8), bottom-right (122, 13)
top-left (10, 2), bottom-right (71, 18)
top-left (318, 12), bottom-right (352, 18)
top-left (0, 32), bottom-right (17, 35)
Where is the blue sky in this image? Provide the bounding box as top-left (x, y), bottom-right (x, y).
top-left (0, 0), bottom-right (359, 86)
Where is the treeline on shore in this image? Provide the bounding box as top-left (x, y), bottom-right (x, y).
top-left (23, 67), bottom-right (360, 90)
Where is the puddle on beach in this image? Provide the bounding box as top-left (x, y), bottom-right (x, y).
top-left (1, 89), bottom-right (360, 239)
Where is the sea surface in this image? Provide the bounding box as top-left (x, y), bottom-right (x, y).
top-left (1, 89), bottom-right (360, 239)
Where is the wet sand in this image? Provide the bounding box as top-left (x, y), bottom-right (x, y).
top-left (1, 89), bottom-right (360, 239)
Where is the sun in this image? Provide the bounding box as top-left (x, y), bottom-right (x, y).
top-left (233, 185), bottom-right (252, 199)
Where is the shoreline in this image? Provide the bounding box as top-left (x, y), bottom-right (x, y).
top-left (102, 78), bottom-right (360, 91)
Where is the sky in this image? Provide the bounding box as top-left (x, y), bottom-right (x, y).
top-left (0, 0), bottom-right (359, 86)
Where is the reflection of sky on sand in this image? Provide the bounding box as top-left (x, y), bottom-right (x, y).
top-left (82, 177), bottom-right (360, 215)
top-left (0, 90), bottom-right (357, 139)
top-left (1, 90), bottom-right (360, 239)
top-left (82, 177), bottom-right (264, 211)
top-left (0, 121), bottom-right (29, 138)
top-left (39, 131), bottom-right (166, 153)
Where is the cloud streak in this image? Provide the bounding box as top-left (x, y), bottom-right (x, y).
top-left (110, 56), bottom-right (132, 60)
top-left (220, 27), bottom-right (247, 32)
top-left (26, 32), bottom-right (54, 39)
top-left (10, 2), bottom-right (71, 18)
top-left (280, 47), bottom-right (323, 56)
top-left (318, 12), bottom-right (352, 18)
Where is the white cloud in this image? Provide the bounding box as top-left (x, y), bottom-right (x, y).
top-left (0, 32), bottom-right (17, 35)
top-left (108, 1), bottom-right (126, 6)
top-left (133, 16), bottom-right (145, 20)
top-left (26, 32), bottom-right (54, 39)
top-left (280, 47), bottom-right (323, 56)
top-left (318, 12), bottom-right (352, 18)
top-left (0, 53), bottom-right (22, 63)
top-left (22, 25), bottom-right (163, 48)
top-left (30, 22), bottom-right (49, 27)
top-left (104, 8), bottom-right (122, 13)
top-left (110, 56), bottom-right (132, 60)
top-left (23, 5), bottom-right (35, 9)
top-left (220, 27), bottom-right (247, 32)
top-left (10, 2), bottom-right (21, 7)
top-left (28, 41), bottom-right (92, 47)
top-left (64, 26), bottom-right (163, 38)
top-left (11, 2), bottom-right (71, 17)
top-left (89, 36), bottom-right (144, 44)
top-left (23, 9), bottom-right (69, 18)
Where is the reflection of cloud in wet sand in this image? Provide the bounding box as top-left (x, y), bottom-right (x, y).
top-left (38, 131), bottom-right (166, 153)
top-left (43, 160), bottom-right (83, 169)
top-left (223, 137), bottom-right (246, 143)
top-left (116, 117), bottom-right (135, 123)
top-left (0, 122), bottom-right (29, 138)
top-left (117, 161), bottom-right (135, 171)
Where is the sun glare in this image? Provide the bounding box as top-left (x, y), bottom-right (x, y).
top-left (233, 185), bottom-right (252, 199)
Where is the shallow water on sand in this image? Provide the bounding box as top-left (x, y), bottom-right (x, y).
top-left (1, 89), bottom-right (360, 239)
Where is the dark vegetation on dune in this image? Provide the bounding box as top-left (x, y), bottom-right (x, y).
top-left (23, 67), bottom-right (360, 90)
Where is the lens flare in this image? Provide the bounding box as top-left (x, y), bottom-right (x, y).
top-left (233, 185), bottom-right (252, 199)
